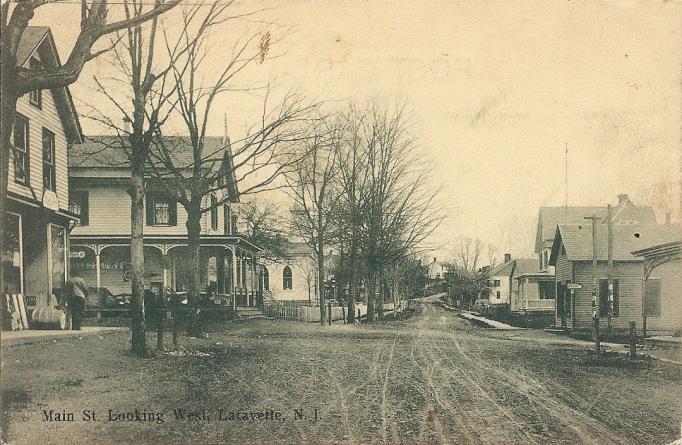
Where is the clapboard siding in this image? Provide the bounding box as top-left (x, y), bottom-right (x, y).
top-left (70, 185), bottom-right (229, 236)
top-left (645, 260), bottom-right (682, 334)
top-left (8, 80), bottom-right (69, 210)
top-left (571, 261), bottom-right (644, 331)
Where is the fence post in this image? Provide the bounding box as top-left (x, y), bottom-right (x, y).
top-left (629, 321), bottom-right (637, 359)
top-left (358, 308), bottom-right (361, 324)
top-left (328, 301), bottom-right (332, 326)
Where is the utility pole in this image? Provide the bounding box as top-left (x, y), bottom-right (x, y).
top-left (607, 204), bottom-right (614, 339)
top-left (585, 215), bottom-right (601, 355)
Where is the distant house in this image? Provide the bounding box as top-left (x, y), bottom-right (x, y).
top-left (486, 254), bottom-right (537, 308)
top-left (549, 223), bottom-right (678, 333)
top-left (260, 242), bottom-right (318, 303)
top-left (426, 257), bottom-right (447, 280)
top-left (632, 241), bottom-right (681, 335)
top-left (3, 27), bottom-right (83, 308)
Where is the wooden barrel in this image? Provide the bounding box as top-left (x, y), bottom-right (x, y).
top-left (31, 307), bottom-right (71, 330)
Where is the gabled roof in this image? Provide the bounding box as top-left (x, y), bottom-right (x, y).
top-left (534, 203), bottom-right (657, 253)
top-left (17, 26), bottom-right (83, 144)
top-left (549, 224), bottom-right (679, 264)
top-left (489, 260), bottom-right (514, 277)
top-left (512, 259), bottom-right (538, 277)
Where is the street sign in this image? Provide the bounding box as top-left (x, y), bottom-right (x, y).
top-left (567, 283), bottom-right (582, 290)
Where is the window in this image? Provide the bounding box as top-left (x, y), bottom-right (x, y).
top-left (493, 279), bottom-right (500, 287)
top-left (2, 213), bottom-right (23, 294)
top-left (210, 194), bottom-right (218, 230)
top-left (69, 190), bottom-right (89, 226)
top-left (644, 279), bottom-right (661, 317)
top-left (261, 266), bottom-right (270, 290)
top-left (29, 58), bottom-right (42, 108)
top-left (42, 128), bottom-right (56, 191)
top-left (146, 192), bottom-right (177, 226)
top-left (283, 266), bottom-right (292, 290)
top-left (49, 224), bottom-right (67, 294)
top-left (539, 281), bottom-right (556, 299)
top-left (496, 291), bottom-right (501, 299)
top-left (13, 114), bottom-right (29, 185)
top-left (223, 204), bottom-right (231, 234)
top-left (598, 279), bottom-right (619, 318)
top-left (543, 251), bottom-right (548, 270)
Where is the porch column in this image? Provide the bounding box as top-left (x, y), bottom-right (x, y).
top-left (244, 251), bottom-right (251, 306)
top-left (95, 247), bottom-right (101, 290)
top-left (231, 247), bottom-right (238, 310)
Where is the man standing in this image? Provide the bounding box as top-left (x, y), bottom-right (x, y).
top-left (64, 277), bottom-right (88, 330)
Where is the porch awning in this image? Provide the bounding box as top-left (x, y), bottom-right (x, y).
top-left (70, 234), bottom-right (263, 252)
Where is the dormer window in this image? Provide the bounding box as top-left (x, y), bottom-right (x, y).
top-left (29, 58), bottom-right (42, 108)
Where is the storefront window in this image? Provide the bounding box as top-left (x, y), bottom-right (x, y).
top-left (49, 224), bottom-right (66, 294)
top-left (2, 213), bottom-right (23, 294)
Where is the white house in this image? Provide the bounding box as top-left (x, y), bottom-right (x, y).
top-left (260, 242), bottom-right (317, 302)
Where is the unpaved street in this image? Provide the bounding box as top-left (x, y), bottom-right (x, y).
top-left (2, 297), bottom-right (681, 444)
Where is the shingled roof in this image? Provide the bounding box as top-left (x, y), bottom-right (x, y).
top-left (70, 135), bottom-right (229, 168)
top-left (535, 200), bottom-right (657, 252)
top-left (549, 224), bottom-right (679, 264)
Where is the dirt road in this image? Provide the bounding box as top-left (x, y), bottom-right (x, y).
top-left (2, 296), bottom-right (681, 444)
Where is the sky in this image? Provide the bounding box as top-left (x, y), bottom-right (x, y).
top-left (29, 0), bottom-right (681, 263)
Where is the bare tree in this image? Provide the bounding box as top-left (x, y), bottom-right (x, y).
top-left (452, 237), bottom-right (483, 273)
top-left (354, 103), bottom-right (442, 321)
top-left (0, 0), bottom-right (179, 294)
top-left (286, 118), bottom-right (341, 325)
top-left (149, 10), bottom-right (313, 335)
top-left (238, 199), bottom-right (286, 260)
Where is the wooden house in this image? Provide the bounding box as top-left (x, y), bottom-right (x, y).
top-left (549, 223), bottom-right (678, 333)
top-left (632, 240), bottom-right (681, 335)
top-left (2, 27), bottom-right (83, 310)
top-left (68, 134), bottom-right (263, 309)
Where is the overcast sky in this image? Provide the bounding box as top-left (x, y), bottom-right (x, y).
top-left (32, 0), bottom-right (681, 262)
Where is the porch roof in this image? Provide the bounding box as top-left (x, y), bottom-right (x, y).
top-left (515, 272), bottom-right (554, 281)
top-left (70, 234), bottom-right (263, 252)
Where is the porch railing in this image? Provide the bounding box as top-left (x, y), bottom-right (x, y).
top-left (522, 299), bottom-right (555, 311)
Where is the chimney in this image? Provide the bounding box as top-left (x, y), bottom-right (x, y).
top-left (504, 253), bottom-right (511, 263)
top-left (666, 212), bottom-right (671, 224)
top-left (123, 116), bottom-right (131, 133)
top-left (433, 257), bottom-right (437, 263)
top-left (617, 194), bottom-right (630, 205)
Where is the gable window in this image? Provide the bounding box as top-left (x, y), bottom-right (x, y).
top-left (42, 128), bottom-right (56, 191)
top-left (543, 251), bottom-right (549, 269)
top-left (643, 279), bottom-right (661, 317)
top-left (69, 190), bottom-right (89, 226)
top-left (13, 114), bottom-right (30, 185)
top-left (493, 279), bottom-right (500, 287)
top-left (29, 58), bottom-right (42, 108)
top-left (598, 279), bottom-right (620, 318)
top-left (210, 194), bottom-right (218, 230)
top-left (146, 192), bottom-right (177, 226)
top-left (283, 266), bottom-right (292, 290)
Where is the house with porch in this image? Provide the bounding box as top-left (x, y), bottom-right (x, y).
top-left (68, 135), bottom-right (262, 310)
top-left (2, 27), bottom-right (83, 314)
top-left (632, 240), bottom-right (682, 335)
top-left (549, 223), bottom-right (678, 333)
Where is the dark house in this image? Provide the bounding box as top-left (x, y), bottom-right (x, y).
top-left (549, 223), bottom-right (678, 333)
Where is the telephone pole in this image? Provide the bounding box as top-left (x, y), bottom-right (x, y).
top-left (585, 215), bottom-right (601, 355)
top-left (607, 204), bottom-right (614, 339)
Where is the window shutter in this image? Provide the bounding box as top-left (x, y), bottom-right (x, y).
top-left (613, 279), bottom-right (619, 317)
top-left (599, 279), bottom-right (609, 317)
top-left (223, 205), bottom-right (229, 234)
top-left (146, 193), bottom-right (155, 226)
top-left (644, 279), bottom-right (661, 317)
top-left (168, 198), bottom-right (177, 226)
top-left (80, 192), bottom-right (90, 226)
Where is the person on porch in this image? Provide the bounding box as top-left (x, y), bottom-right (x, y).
top-left (63, 276), bottom-right (88, 330)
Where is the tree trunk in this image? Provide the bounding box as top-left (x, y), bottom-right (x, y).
top-left (346, 243), bottom-right (357, 324)
top-left (186, 206), bottom-right (202, 337)
top-left (318, 237), bottom-right (326, 325)
top-left (129, 167), bottom-right (147, 356)
top-left (0, 81), bottom-right (18, 295)
top-left (377, 271), bottom-right (385, 320)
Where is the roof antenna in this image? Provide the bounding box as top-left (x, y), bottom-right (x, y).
top-left (564, 142), bottom-right (568, 225)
